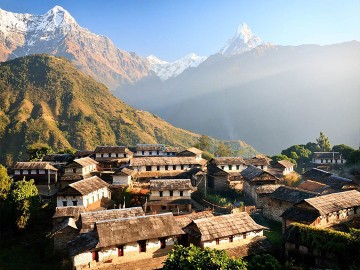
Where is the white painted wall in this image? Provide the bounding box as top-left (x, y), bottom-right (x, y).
top-left (113, 175), bottom-right (131, 185)
top-left (56, 187), bottom-right (110, 207)
top-left (72, 252), bottom-right (92, 267)
top-left (136, 150), bottom-right (164, 156)
top-left (217, 164), bottom-right (247, 172)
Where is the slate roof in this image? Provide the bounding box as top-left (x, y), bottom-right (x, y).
top-left (164, 146), bottom-right (183, 153)
top-left (185, 212), bottom-right (266, 242)
top-left (210, 157), bottom-right (246, 165)
top-left (74, 150), bottom-right (94, 157)
top-left (226, 236), bottom-right (273, 258)
top-left (274, 160), bottom-right (295, 169)
top-left (53, 206), bottom-right (86, 219)
top-left (298, 180), bottom-right (332, 194)
top-left (14, 162), bottom-right (58, 171)
top-left (94, 146), bottom-right (132, 154)
top-left (255, 184), bottom-right (282, 195)
top-left (113, 167), bottom-right (134, 176)
top-left (150, 179), bottom-right (193, 191)
top-left (147, 198), bottom-right (192, 205)
top-left (136, 144), bottom-right (165, 151)
top-left (57, 176), bottom-right (109, 196)
top-left (42, 154), bottom-right (74, 163)
top-left (49, 217), bottom-right (78, 237)
top-left (68, 230), bottom-right (98, 257)
top-left (270, 186), bottom-right (318, 204)
top-left (178, 147), bottom-right (203, 156)
top-left (95, 213), bottom-right (184, 248)
top-left (281, 207), bottom-right (319, 224)
top-left (300, 190), bottom-right (360, 215)
top-left (79, 207), bottom-right (145, 233)
top-left (303, 168), bottom-right (333, 181)
top-left (244, 158), bottom-right (270, 167)
top-left (130, 157), bottom-right (207, 166)
top-left (175, 211), bottom-right (214, 228)
top-left (66, 157), bottom-right (99, 167)
top-left (303, 168), bottom-right (356, 190)
top-left (240, 166), bottom-right (277, 182)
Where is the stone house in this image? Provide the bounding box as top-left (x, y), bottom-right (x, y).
top-left (281, 190), bottom-right (360, 231)
top-left (207, 166), bottom-right (242, 192)
top-left (183, 212), bottom-right (265, 249)
top-left (254, 184), bottom-right (282, 208)
top-left (312, 152), bottom-right (345, 165)
top-left (244, 156), bottom-right (270, 170)
top-left (262, 186), bottom-right (318, 222)
top-left (241, 166), bottom-right (280, 205)
top-left (61, 157), bottom-right (99, 187)
top-left (56, 176), bottom-right (110, 208)
top-left (209, 157), bottom-right (247, 172)
top-left (135, 144), bottom-right (166, 157)
top-left (13, 161), bottom-right (58, 196)
top-left (148, 179), bottom-right (193, 213)
top-left (50, 207), bottom-right (144, 252)
top-left (68, 213), bottom-right (184, 269)
top-left (112, 167), bottom-right (134, 186)
top-left (164, 146), bottom-right (182, 156)
top-left (272, 160), bottom-right (295, 175)
top-left (94, 146), bottom-right (133, 169)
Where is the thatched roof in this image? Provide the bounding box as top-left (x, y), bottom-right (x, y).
top-left (94, 146), bottom-right (132, 154)
top-left (274, 160), bottom-right (295, 169)
top-left (14, 162), bottom-right (57, 171)
top-left (300, 190), bottom-right (360, 215)
top-left (210, 157), bottom-right (246, 166)
top-left (270, 186), bottom-right (318, 204)
top-left (175, 211), bottom-right (214, 228)
top-left (95, 213), bottom-right (184, 248)
top-left (184, 213), bottom-right (266, 242)
top-left (130, 157), bottom-right (206, 166)
top-left (80, 207), bottom-right (145, 233)
top-left (136, 144), bottom-right (165, 151)
top-left (149, 179), bottom-right (193, 191)
top-left (313, 152), bottom-right (342, 159)
top-left (53, 206), bottom-right (85, 219)
top-left (57, 176), bottom-right (109, 196)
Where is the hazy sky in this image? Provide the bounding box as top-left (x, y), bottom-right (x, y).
top-left (1, 0), bottom-right (359, 61)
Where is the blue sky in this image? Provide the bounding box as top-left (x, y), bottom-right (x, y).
top-left (1, 0), bottom-right (359, 61)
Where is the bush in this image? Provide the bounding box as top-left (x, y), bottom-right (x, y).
top-left (247, 254), bottom-right (282, 270)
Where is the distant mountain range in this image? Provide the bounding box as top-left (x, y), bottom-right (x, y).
top-left (1, 6), bottom-right (359, 155)
top-left (0, 55), bottom-right (258, 164)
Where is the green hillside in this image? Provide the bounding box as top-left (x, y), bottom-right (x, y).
top-left (0, 55), bottom-right (257, 164)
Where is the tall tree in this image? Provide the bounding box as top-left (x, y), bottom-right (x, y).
top-left (0, 164), bottom-right (12, 201)
top-left (332, 144), bottom-right (355, 159)
top-left (215, 142), bottom-right (232, 157)
top-left (194, 135), bottom-right (211, 152)
top-left (316, 132), bottom-right (331, 151)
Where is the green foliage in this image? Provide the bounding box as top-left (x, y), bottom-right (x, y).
top-left (0, 164), bottom-right (12, 201)
top-left (305, 142), bottom-right (321, 153)
top-left (271, 154), bottom-right (297, 167)
top-left (247, 254), bottom-right (282, 270)
top-left (205, 193), bottom-right (233, 207)
top-left (281, 145), bottom-right (312, 171)
top-left (316, 131), bottom-right (331, 151)
top-left (57, 147), bottom-right (76, 154)
top-left (10, 179), bottom-right (39, 230)
top-left (194, 135), bottom-right (212, 152)
top-left (202, 150), bottom-right (214, 161)
top-left (215, 142), bottom-right (232, 157)
top-left (346, 150), bottom-right (360, 166)
top-left (163, 244), bottom-right (247, 270)
top-left (332, 144), bottom-right (355, 159)
top-left (26, 143), bottom-right (53, 161)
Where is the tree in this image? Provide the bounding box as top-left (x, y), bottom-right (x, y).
top-left (26, 143), bottom-right (53, 161)
top-left (215, 142), bottom-right (232, 157)
top-left (332, 144), bottom-right (355, 159)
top-left (163, 244), bottom-right (247, 270)
top-left (247, 254), bottom-right (281, 270)
top-left (0, 164), bottom-right (12, 201)
top-left (271, 154), bottom-right (297, 167)
top-left (316, 132), bottom-right (331, 152)
top-left (305, 142), bottom-right (321, 153)
top-left (10, 179), bottom-right (39, 229)
top-left (194, 135), bottom-right (211, 152)
top-left (346, 150), bottom-right (360, 166)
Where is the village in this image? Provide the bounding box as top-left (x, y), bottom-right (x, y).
top-left (5, 143), bottom-right (360, 269)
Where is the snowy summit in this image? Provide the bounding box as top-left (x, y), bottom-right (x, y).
top-left (220, 23), bottom-right (264, 56)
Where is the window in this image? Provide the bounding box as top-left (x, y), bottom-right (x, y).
top-left (142, 151), bottom-right (145, 155)
top-left (261, 165), bottom-right (264, 169)
top-left (146, 166), bottom-right (152, 171)
top-left (123, 154), bottom-right (126, 158)
top-left (165, 165), bottom-right (169, 170)
top-left (157, 151), bottom-right (160, 155)
top-left (228, 165), bottom-right (232, 170)
top-left (149, 151), bottom-right (152, 155)
top-left (101, 154), bottom-right (104, 158)
top-left (321, 159), bottom-right (323, 163)
top-left (236, 165), bottom-right (240, 170)
top-left (72, 200), bottom-right (78, 206)
top-left (116, 153), bottom-right (119, 157)
top-left (243, 233), bottom-right (246, 239)
top-left (62, 201), bottom-right (67, 206)
top-left (181, 165), bottom-right (184, 170)
top-left (118, 246), bottom-right (124, 256)
top-left (221, 166), bottom-right (225, 169)
top-left (161, 205), bottom-right (166, 210)
top-left (173, 165), bottom-right (176, 170)
top-left (73, 168), bottom-right (76, 173)
top-left (159, 191), bottom-right (163, 197)
top-left (216, 238), bottom-right (219, 245)
top-left (157, 166), bottom-right (160, 171)
top-left (180, 191), bottom-right (183, 197)
top-left (170, 191), bottom-right (173, 197)
top-left (160, 238), bottom-right (166, 249)
top-left (229, 236), bottom-right (233, 243)
top-left (138, 240), bottom-right (147, 252)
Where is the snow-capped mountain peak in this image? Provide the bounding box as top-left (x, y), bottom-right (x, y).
top-left (220, 22), bottom-right (264, 56)
top-left (148, 53), bottom-right (207, 81)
